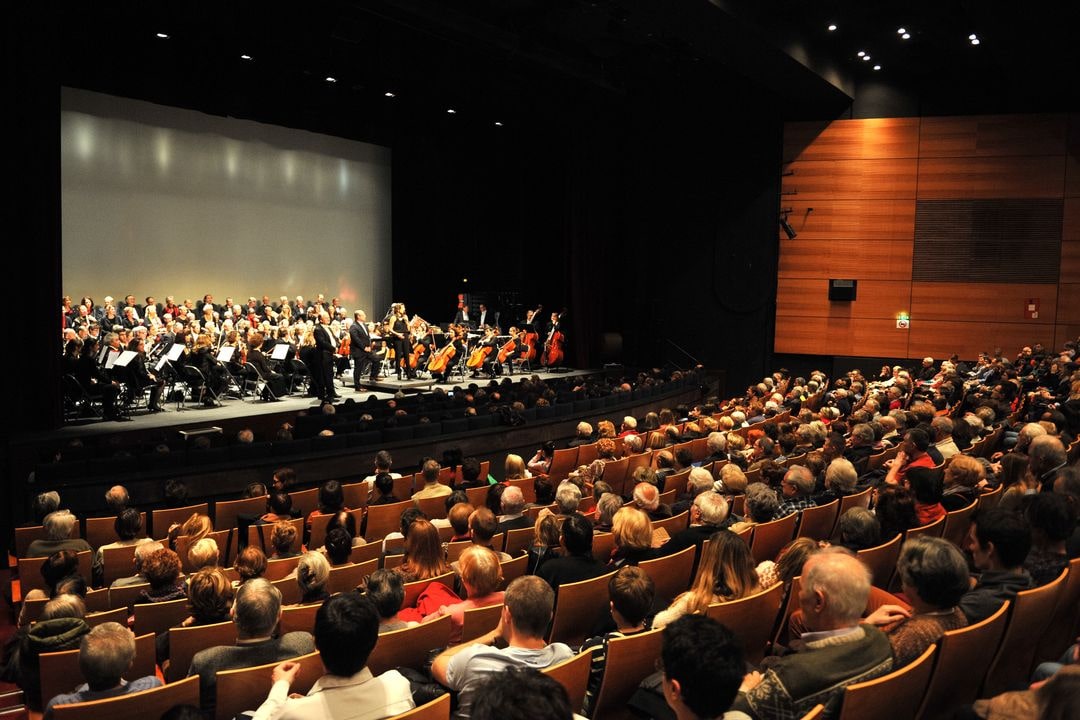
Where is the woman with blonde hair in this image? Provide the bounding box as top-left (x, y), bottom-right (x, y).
top-left (652, 530), bottom-right (761, 629)
top-left (294, 551), bottom-right (331, 605)
top-left (504, 453), bottom-right (530, 480)
top-left (423, 545), bottom-right (505, 643)
top-left (393, 518), bottom-right (451, 583)
top-left (608, 507), bottom-right (661, 568)
top-left (527, 510), bottom-right (561, 573)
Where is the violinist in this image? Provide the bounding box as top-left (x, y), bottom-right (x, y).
top-left (349, 310), bottom-right (378, 390)
top-left (387, 303), bottom-right (416, 380)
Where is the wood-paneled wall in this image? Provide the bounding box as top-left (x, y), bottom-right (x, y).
top-left (776, 113), bottom-right (1080, 359)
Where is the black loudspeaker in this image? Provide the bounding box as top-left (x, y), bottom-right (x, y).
top-left (828, 279), bottom-right (857, 301)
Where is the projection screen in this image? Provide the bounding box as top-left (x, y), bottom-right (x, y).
top-left (60, 87), bottom-right (392, 318)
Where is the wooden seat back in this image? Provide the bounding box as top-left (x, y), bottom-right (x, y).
top-left (941, 500), bottom-right (978, 549)
top-left (1036, 557), bottom-right (1080, 667)
top-left (638, 545), bottom-right (696, 603)
top-left (548, 447), bottom-right (580, 483)
top-left (402, 572), bottom-right (456, 609)
top-left (795, 499), bottom-right (839, 541)
top-left (856, 533), bottom-right (903, 589)
top-left (213, 496), bottom-right (267, 533)
top-left (167, 620), bottom-right (238, 681)
top-left (837, 643), bottom-right (937, 720)
top-left (750, 512), bottom-right (798, 564)
top-left (388, 694), bottom-right (450, 720)
top-left (150, 503), bottom-right (209, 539)
top-left (367, 614), bottom-right (453, 675)
top-left (50, 662), bottom-right (197, 720)
top-left (705, 582), bottom-right (785, 665)
top-left (499, 553), bottom-right (529, 589)
top-left (503, 527), bottom-right (534, 556)
top-left (85, 514), bottom-right (146, 551)
top-left (591, 628), bottom-right (664, 720)
top-left (132, 597), bottom-right (190, 636)
top-left (542, 649), bottom-right (594, 716)
top-left (279, 602), bottom-right (322, 635)
top-left (600, 457), bottom-right (630, 498)
top-left (651, 511), bottom-right (689, 537)
top-left (40, 633), bottom-right (155, 711)
top-left (328, 558), bottom-right (378, 594)
top-left (288, 488), bottom-right (320, 518)
top-left (460, 604), bottom-right (504, 643)
top-left (214, 651), bottom-right (323, 720)
top-left (548, 571), bottom-right (616, 646)
top-left (264, 555), bottom-right (302, 581)
top-left (364, 500), bottom-right (413, 543)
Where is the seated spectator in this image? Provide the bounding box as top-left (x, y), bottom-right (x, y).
top-left (188, 577), bottom-right (315, 713)
top-left (568, 422), bottom-right (593, 448)
top-left (432, 576), bottom-right (574, 718)
top-left (413, 459), bottom-right (452, 500)
top-left (729, 483), bottom-right (779, 534)
top-left (168, 513), bottom-right (212, 552)
top-left (365, 569), bottom-right (417, 633)
top-left (653, 530), bottom-right (760, 629)
top-left (536, 513), bottom-right (606, 589)
top-left (554, 482), bottom-right (582, 515)
top-left (836, 507), bottom-right (882, 552)
top-left (532, 477), bottom-right (555, 507)
top-left (608, 507), bottom-right (662, 568)
top-left (324, 510), bottom-right (366, 549)
top-left (305, 480), bottom-right (347, 540)
top-left (269, 521), bottom-right (300, 559)
top-left (650, 615), bottom-right (746, 720)
top-left (392, 518), bottom-right (451, 583)
top-left (1024, 493), bottom-right (1072, 586)
top-left (425, 546), bottom-right (505, 643)
top-left (662, 492), bottom-right (731, 556)
top-left (777, 466), bottom-right (817, 517)
top-left (815, 458), bottom-right (859, 505)
top-left (43, 622), bottom-right (161, 719)
top-left (110, 540), bottom-right (164, 588)
top-left (714, 464), bottom-right (748, 501)
top-left (26, 511), bottom-right (92, 558)
top-left (259, 491), bottom-right (294, 524)
top-left (137, 548), bottom-right (186, 603)
top-left (863, 536), bottom-right (969, 667)
top-left (458, 456), bottom-right (488, 489)
top-left (672, 467), bottom-right (714, 516)
top-left (30, 491), bottom-right (61, 525)
top-left (874, 485), bottom-right (919, 541)
top-left (731, 552), bottom-right (893, 718)
top-left (961, 509), bottom-right (1035, 623)
top-left (294, 551), bottom-right (331, 606)
top-left (4, 594), bottom-right (91, 710)
top-left (18, 550), bottom-right (83, 626)
top-left (526, 444), bottom-right (554, 478)
top-left (594, 493), bottom-right (622, 534)
top-left (941, 455), bottom-right (983, 512)
top-left (234, 545), bottom-right (268, 584)
top-left (182, 567), bottom-right (234, 627)
top-left (471, 667), bottom-right (572, 720)
top-left (251, 592), bottom-right (414, 719)
top-left (755, 537), bottom-right (820, 590)
top-left (581, 566), bottom-right (655, 715)
top-left (94, 508), bottom-right (152, 571)
top-left (362, 450), bottom-right (402, 489)
top-left (496, 486), bottom-right (530, 533)
top-left (527, 512), bottom-right (562, 574)
top-left (448, 502), bottom-right (473, 542)
top-left (324, 527), bottom-right (354, 566)
top-left (504, 454), bottom-right (531, 482)
top-left (633, 482), bottom-right (672, 521)
top-left (465, 508), bottom-right (513, 562)
top-left (369, 473), bottom-right (399, 506)
top-left (884, 428), bottom-right (936, 487)
top-left (907, 466), bottom-right (946, 526)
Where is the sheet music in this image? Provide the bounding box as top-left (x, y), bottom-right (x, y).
top-left (154, 356), bottom-right (169, 372)
top-left (98, 346), bottom-right (110, 364)
top-left (217, 346), bottom-right (235, 363)
top-left (104, 350), bottom-right (121, 369)
top-left (270, 343), bottom-right (290, 360)
top-left (166, 343), bottom-right (185, 361)
top-left (113, 350), bottom-right (137, 368)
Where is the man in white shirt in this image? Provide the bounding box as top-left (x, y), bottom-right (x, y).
top-left (252, 592), bottom-right (413, 720)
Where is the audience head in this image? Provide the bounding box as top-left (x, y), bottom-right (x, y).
top-left (632, 482), bottom-right (660, 512)
top-left (113, 508), bottom-right (144, 541)
top-left (234, 545), bottom-right (267, 582)
top-left (555, 482), bottom-right (582, 514)
top-left (500, 486), bottom-right (525, 515)
top-left (692, 491), bottom-right (730, 527)
top-left (187, 567), bottom-right (234, 623)
top-left (596, 493), bottom-right (623, 528)
top-left (42, 593), bottom-right (86, 621)
top-left (188, 537), bottom-right (220, 571)
top-left (774, 537), bottom-right (821, 586)
top-left (743, 483), bottom-right (780, 523)
top-left (717, 464), bottom-right (748, 495)
top-left (970, 508), bottom-right (1032, 572)
top-left (837, 507), bottom-right (881, 551)
top-left (232, 577), bottom-right (282, 638)
top-left (608, 566), bottom-right (655, 627)
top-left (270, 520), bottom-right (298, 556)
top-left (365, 568), bottom-right (406, 620)
top-left (142, 548), bottom-right (182, 590)
top-left (895, 536), bottom-right (970, 610)
top-left (875, 485), bottom-right (919, 540)
top-left (374, 472), bottom-right (395, 498)
top-left (402, 518), bottom-right (448, 579)
top-left (660, 615), bottom-right (745, 720)
top-left (317, 480), bottom-right (345, 514)
top-left (504, 576), bottom-right (555, 638)
top-left (612, 507), bottom-right (653, 553)
top-left (471, 667), bottom-right (572, 720)
top-left (44, 511), bottom-right (78, 541)
top-left (560, 512), bottom-right (594, 555)
top-left (825, 459), bottom-right (858, 494)
top-left (314, 592), bottom-right (380, 677)
top-left (324, 527), bottom-right (353, 565)
top-left (40, 549), bottom-right (81, 595)
top-left (449, 502), bottom-right (473, 536)
top-left (296, 551), bottom-right (330, 599)
top-left (79, 622), bottom-right (136, 691)
top-left (32, 491), bottom-right (61, 523)
top-left (800, 551), bottom-right (872, 630)
top-left (459, 546), bottom-right (503, 597)
top-left (267, 491), bottom-right (292, 517)
top-left (104, 485), bottom-right (130, 513)
top-left (468, 507), bottom-right (499, 544)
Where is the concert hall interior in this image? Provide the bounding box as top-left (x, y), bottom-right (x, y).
top-left (8, 5), bottom-right (1080, 515)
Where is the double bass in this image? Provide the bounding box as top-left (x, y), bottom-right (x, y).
top-left (541, 311), bottom-right (565, 367)
top-left (520, 305), bottom-right (542, 362)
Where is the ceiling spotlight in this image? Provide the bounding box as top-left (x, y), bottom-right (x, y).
top-left (969, 33), bottom-right (978, 40)
top-left (827, 24), bottom-right (837, 32)
top-left (873, 65), bottom-right (882, 71)
top-left (155, 32), bottom-right (169, 39)
top-left (971, 38), bottom-right (980, 45)
top-left (325, 76), bottom-right (337, 83)
top-left (902, 33), bottom-right (911, 39)
top-left (857, 50), bottom-right (865, 57)
top-left (240, 54), bottom-right (252, 61)
top-left (897, 28), bottom-right (906, 34)
top-left (862, 55), bottom-right (871, 61)
top-left (494, 121), bottom-right (503, 127)
top-left (384, 91), bottom-right (395, 98)
top-left (447, 108), bottom-right (457, 114)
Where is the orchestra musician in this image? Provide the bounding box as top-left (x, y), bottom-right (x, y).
top-left (477, 303), bottom-right (495, 330)
top-left (349, 310), bottom-right (379, 390)
top-left (454, 303), bottom-right (474, 329)
top-left (470, 326), bottom-right (500, 379)
top-left (247, 332), bottom-right (287, 400)
top-left (314, 311), bottom-right (340, 401)
top-left (387, 303), bottom-right (416, 380)
top-left (125, 337), bottom-right (164, 412)
top-left (429, 325), bottom-right (465, 384)
top-left (75, 336), bottom-right (124, 421)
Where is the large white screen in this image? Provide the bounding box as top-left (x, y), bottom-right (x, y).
top-left (60, 88), bottom-right (392, 317)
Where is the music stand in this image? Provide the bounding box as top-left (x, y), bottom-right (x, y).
top-left (270, 343), bottom-right (290, 361)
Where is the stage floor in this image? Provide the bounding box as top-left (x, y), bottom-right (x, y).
top-left (52, 367), bottom-right (598, 441)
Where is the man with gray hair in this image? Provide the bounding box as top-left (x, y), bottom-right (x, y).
top-left (188, 577), bottom-right (315, 713)
top-left (555, 482), bottom-right (582, 515)
top-left (104, 485), bottom-right (130, 514)
top-left (672, 466), bottom-right (715, 515)
top-left (843, 423), bottom-right (876, 473)
top-left (663, 491), bottom-right (732, 555)
top-left (568, 422), bottom-right (594, 448)
top-left (618, 416), bottom-right (638, 438)
top-left (732, 552), bottom-right (893, 718)
top-left (43, 622), bottom-right (161, 718)
top-left (497, 486), bottom-right (531, 533)
top-left (777, 466), bottom-right (818, 517)
top-left (632, 482), bottom-right (671, 521)
top-left (26, 511), bottom-right (92, 558)
top-left (703, 431), bottom-right (728, 464)
top-left (1030, 434), bottom-right (1067, 492)
top-left (930, 416), bottom-right (960, 460)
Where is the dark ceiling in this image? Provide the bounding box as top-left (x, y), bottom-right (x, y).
top-left (54, 0), bottom-right (1080, 147)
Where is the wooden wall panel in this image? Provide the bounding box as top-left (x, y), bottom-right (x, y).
top-left (1062, 199), bottom-right (1080, 283)
top-left (1056, 284), bottom-right (1080, 325)
top-left (779, 199), bottom-right (915, 241)
top-left (1066, 114), bottom-right (1080, 197)
top-left (916, 156), bottom-right (1066, 199)
top-left (908, 321), bottom-right (1055, 360)
top-left (776, 279), bottom-right (910, 320)
top-left (910, 282), bottom-right (1057, 325)
top-left (1055, 325), bottom-right (1080, 351)
top-left (777, 240), bottom-right (912, 281)
top-left (783, 118), bottom-right (920, 162)
top-left (774, 316), bottom-right (910, 357)
top-left (782, 159), bottom-right (918, 200)
top-left (919, 115), bottom-right (1067, 158)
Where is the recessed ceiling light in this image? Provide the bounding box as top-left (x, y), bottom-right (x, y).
top-left (155, 32), bottom-right (169, 39)
top-left (902, 33), bottom-right (911, 40)
top-left (873, 65), bottom-right (882, 71)
top-left (325, 76), bottom-right (337, 83)
top-left (447, 108), bottom-right (457, 114)
top-left (862, 55), bottom-right (871, 61)
top-left (857, 50), bottom-right (865, 57)
top-left (240, 54), bottom-right (252, 61)
top-left (971, 38), bottom-right (980, 45)
top-left (969, 33), bottom-right (978, 40)
top-left (384, 91), bottom-right (395, 98)
top-left (897, 28), bottom-right (906, 35)
top-left (494, 121), bottom-right (503, 127)
top-left (827, 24), bottom-right (837, 32)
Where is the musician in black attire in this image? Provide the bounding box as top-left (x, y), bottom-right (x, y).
top-left (313, 311), bottom-right (340, 401)
top-left (349, 310), bottom-right (378, 390)
top-left (430, 329), bottom-right (465, 384)
top-left (387, 303), bottom-right (415, 380)
top-left (75, 337), bottom-right (124, 420)
top-left (247, 332), bottom-right (287, 399)
top-left (126, 337), bottom-right (164, 412)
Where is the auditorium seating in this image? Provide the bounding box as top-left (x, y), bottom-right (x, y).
top-left (837, 643), bottom-right (937, 720)
top-left (541, 649), bottom-right (593, 715)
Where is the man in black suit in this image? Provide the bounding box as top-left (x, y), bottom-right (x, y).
top-left (454, 304), bottom-right (474, 329)
top-left (314, 311), bottom-right (339, 401)
top-left (125, 337), bottom-right (163, 411)
top-left (349, 310), bottom-right (378, 390)
top-left (188, 578), bottom-right (315, 714)
top-left (477, 303), bottom-right (495, 330)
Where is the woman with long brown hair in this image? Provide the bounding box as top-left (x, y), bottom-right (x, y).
top-left (392, 518), bottom-right (450, 583)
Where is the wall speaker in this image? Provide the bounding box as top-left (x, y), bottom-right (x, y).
top-left (828, 279), bottom-right (857, 301)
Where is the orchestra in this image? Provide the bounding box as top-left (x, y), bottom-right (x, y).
top-left (59, 293), bottom-right (569, 419)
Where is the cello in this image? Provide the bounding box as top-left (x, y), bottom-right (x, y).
top-left (427, 326), bottom-right (459, 374)
top-left (541, 310), bottom-right (565, 367)
top-left (496, 328), bottom-right (519, 364)
top-left (467, 328), bottom-right (496, 370)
